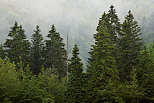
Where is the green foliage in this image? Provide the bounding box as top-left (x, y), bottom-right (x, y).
top-left (141, 72), bottom-right (154, 102)
top-left (43, 25), bottom-right (67, 78)
top-left (13, 67), bottom-right (54, 103)
top-left (44, 73), bottom-right (66, 103)
top-left (87, 15), bottom-right (119, 102)
top-left (30, 25), bottom-right (44, 75)
top-left (118, 11), bottom-right (143, 81)
top-left (0, 58), bottom-right (20, 102)
top-left (99, 80), bottom-right (124, 103)
top-left (137, 48), bottom-right (154, 102)
top-left (66, 44), bottom-right (85, 103)
top-left (107, 5), bottom-right (121, 43)
top-left (0, 44), bottom-right (5, 59)
top-left (0, 58), bottom-right (55, 103)
top-left (3, 21), bottom-right (30, 66)
top-left (146, 42), bottom-right (154, 61)
top-left (120, 68), bottom-right (144, 103)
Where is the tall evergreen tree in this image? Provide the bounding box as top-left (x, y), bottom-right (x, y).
top-left (44, 25), bottom-right (67, 78)
top-left (118, 11), bottom-right (143, 81)
top-left (99, 6), bottom-right (121, 68)
top-left (107, 5), bottom-right (121, 43)
top-left (3, 22), bottom-right (30, 66)
top-left (30, 25), bottom-right (44, 75)
top-left (66, 44), bottom-right (85, 103)
top-left (106, 5), bottom-right (122, 73)
top-left (87, 17), bottom-right (119, 103)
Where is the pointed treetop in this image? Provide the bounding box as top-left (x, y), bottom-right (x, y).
top-left (102, 12), bottom-right (106, 18)
top-left (126, 10), bottom-right (134, 19)
top-left (35, 25), bottom-right (41, 33)
top-left (14, 21), bottom-right (18, 26)
top-left (68, 44), bottom-right (83, 74)
top-left (51, 24), bottom-right (56, 33)
top-left (36, 25), bottom-right (40, 30)
top-left (10, 21), bottom-right (18, 34)
top-left (47, 24), bottom-right (57, 38)
top-left (110, 5), bottom-right (114, 9)
top-left (109, 5), bottom-right (116, 13)
top-left (128, 10), bottom-right (131, 14)
top-left (128, 10), bottom-right (133, 16)
top-left (73, 44), bottom-right (79, 56)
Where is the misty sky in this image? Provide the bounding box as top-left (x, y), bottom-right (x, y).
top-left (0, 0), bottom-right (154, 43)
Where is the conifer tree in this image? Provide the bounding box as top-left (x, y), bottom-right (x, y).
top-left (99, 6), bottom-right (121, 67)
top-left (3, 22), bottom-right (30, 66)
top-left (30, 25), bottom-right (44, 75)
top-left (107, 5), bottom-right (121, 43)
top-left (66, 44), bottom-right (85, 103)
top-left (87, 17), bottom-right (119, 103)
top-left (44, 25), bottom-right (67, 78)
top-left (118, 11), bottom-right (143, 81)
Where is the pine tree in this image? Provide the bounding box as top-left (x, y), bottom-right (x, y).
top-left (87, 17), bottom-right (119, 103)
top-left (44, 25), bottom-right (67, 78)
top-left (106, 5), bottom-right (122, 74)
top-left (107, 5), bottom-right (121, 43)
top-left (118, 11), bottom-right (143, 81)
top-left (98, 6), bottom-right (121, 70)
top-left (66, 44), bottom-right (85, 103)
top-left (3, 22), bottom-right (30, 66)
top-left (30, 25), bottom-right (44, 75)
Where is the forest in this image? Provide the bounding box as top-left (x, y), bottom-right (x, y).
top-left (0, 5), bottom-right (154, 103)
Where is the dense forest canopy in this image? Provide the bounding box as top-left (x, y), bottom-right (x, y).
top-left (0, 4), bottom-right (154, 103)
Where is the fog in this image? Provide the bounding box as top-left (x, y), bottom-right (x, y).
top-left (0, 0), bottom-right (154, 42)
top-left (0, 0), bottom-right (154, 63)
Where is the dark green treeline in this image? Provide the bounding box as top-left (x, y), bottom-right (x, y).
top-left (0, 5), bottom-right (154, 103)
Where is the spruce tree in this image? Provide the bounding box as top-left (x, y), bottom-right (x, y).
top-left (3, 22), bottom-right (30, 66)
top-left (118, 11), bottom-right (143, 81)
top-left (98, 6), bottom-right (121, 68)
top-left (87, 17), bottom-right (119, 103)
top-left (107, 5), bottom-right (121, 43)
top-left (44, 25), bottom-right (67, 78)
top-left (66, 44), bottom-right (85, 103)
top-left (30, 25), bottom-right (44, 75)
top-left (106, 5), bottom-right (122, 73)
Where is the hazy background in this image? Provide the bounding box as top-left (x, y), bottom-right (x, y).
top-left (0, 0), bottom-right (154, 64)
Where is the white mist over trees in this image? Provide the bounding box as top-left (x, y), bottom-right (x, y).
top-left (0, 4), bottom-right (154, 103)
top-left (0, 0), bottom-right (154, 64)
